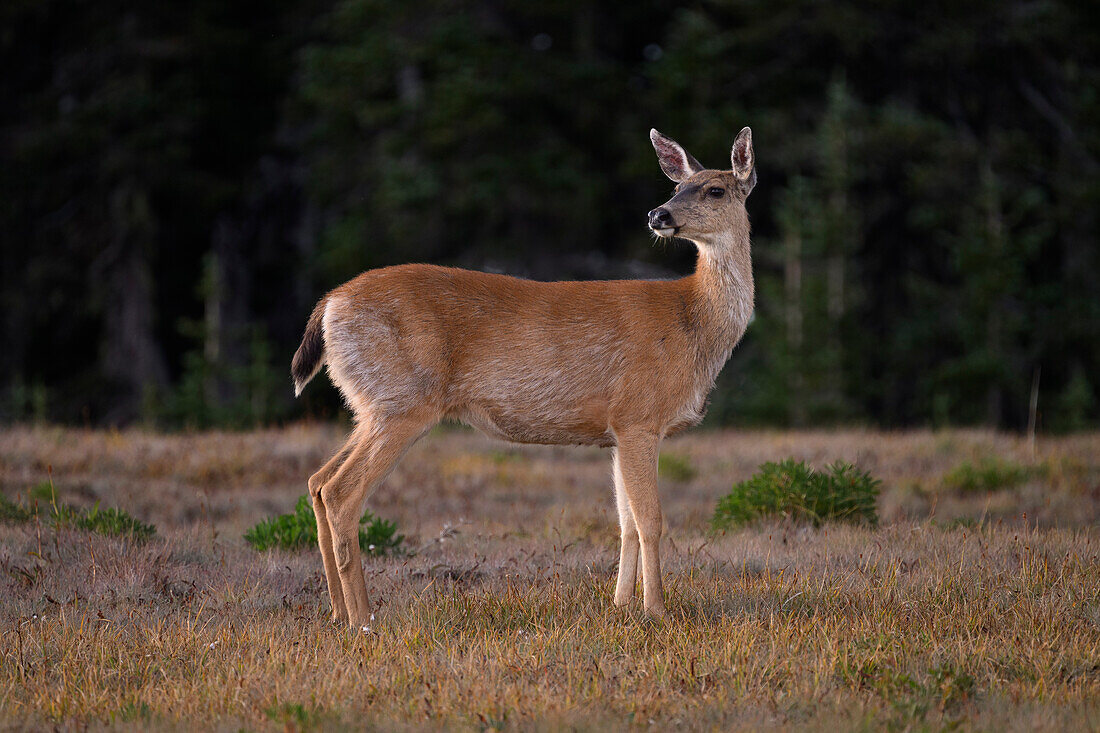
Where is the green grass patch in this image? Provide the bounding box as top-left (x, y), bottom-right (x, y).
top-left (114, 700), bottom-right (153, 724)
top-left (658, 452), bottom-right (697, 482)
top-left (28, 480), bottom-right (55, 503)
top-left (839, 659), bottom-right (974, 726)
top-left (73, 504), bottom-right (156, 540)
top-left (489, 449), bottom-right (526, 465)
top-left (0, 484), bottom-right (156, 541)
top-left (712, 459), bottom-right (880, 529)
top-left (946, 516), bottom-right (979, 530)
top-left (244, 495), bottom-right (404, 555)
top-left (943, 456), bottom-right (1032, 492)
top-left (0, 493), bottom-right (33, 523)
top-left (264, 701), bottom-right (326, 729)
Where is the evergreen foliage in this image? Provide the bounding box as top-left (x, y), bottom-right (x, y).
top-left (3, 1), bottom-right (1098, 430)
top-left (713, 459), bottom-right (880, 529)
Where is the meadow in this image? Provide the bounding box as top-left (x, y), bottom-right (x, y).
top-left (1, 425), bottom-right (1098, 730)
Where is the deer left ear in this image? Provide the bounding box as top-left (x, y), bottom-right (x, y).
top-left (731, 127), bottom-right (756, 195)
top-left (651, 129), bottom-right (704, 183)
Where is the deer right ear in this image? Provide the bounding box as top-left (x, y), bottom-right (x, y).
top-left (731, 126), bottom-right (756, 195)
top-left (650, 129), bottom-right (704, 182)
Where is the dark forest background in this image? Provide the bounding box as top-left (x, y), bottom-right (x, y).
top-left (2, 0), bottom-right (1098, 431)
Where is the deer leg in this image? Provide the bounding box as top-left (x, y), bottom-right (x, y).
top-left (307, 427), bottom-right (365, 624)
top-left (320, 413), bottom-right (428, 629)
top-left (612, 448), bottom-right (641, 606)
top-left (614, 431), bottom-right (665, 618)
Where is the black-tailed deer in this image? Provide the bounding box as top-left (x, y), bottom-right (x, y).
top-left (292, 127), bottom-right (756, 626)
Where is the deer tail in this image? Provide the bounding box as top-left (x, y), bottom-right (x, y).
top-left (291, 297), bottom-right (327, 397)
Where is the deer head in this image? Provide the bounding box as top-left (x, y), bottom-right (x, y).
top-left (647, 127), bottom-right (756, 248)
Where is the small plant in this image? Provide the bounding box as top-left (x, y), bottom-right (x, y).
top-left (658, 452), bottom-right (697, 482)
top-left (244, 495), bottom-right (318, 551)
top-left (244, 495), bottom-right (404, 555)
top-left (74, 504), bottom-right (157, 540)
top-left (943, 456), bottom-right (1031, 493)
top-left (712, 459), bottom-right (880, 529)
top-left (947, 516), bottom-right (979, 530)
top-left (0, 493), bottom-right (33, 523)
top-left (1, 486), bottom-right (156, 540)
top-left (28, 480), bottom-right (55, 504)
top-left (116, 701), bottom-right (152, 723)
top-left (489, 449), bottom-right (525, 465)
top-left (264, 701), bottom-right (319, 727)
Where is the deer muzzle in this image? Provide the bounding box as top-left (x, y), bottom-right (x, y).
top-left (648, 207), bottom-right (679, 237)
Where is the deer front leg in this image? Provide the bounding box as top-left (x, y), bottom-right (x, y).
top-left (612, 448), bottom-right (641, 606)
top-left (614, 431), bottom-right (665, 618)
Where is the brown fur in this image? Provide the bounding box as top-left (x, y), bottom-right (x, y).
top-left (295, 128), bottom-right (757, 624)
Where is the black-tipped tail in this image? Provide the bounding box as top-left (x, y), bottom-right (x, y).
top-left (291, 297), bottom-right (327, 397)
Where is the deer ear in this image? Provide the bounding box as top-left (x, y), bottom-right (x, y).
top-left (650, 129), bottom-right (703, 182)
top-left (731, 126), bottom-right (756, 194)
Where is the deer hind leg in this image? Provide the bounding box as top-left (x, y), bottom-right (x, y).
top-left (612, 448), bottom-right (642, 606)
top-left (320, 412), bottom-right (430, 629)
top-left (614, 430), bottom-right (665, 618)
top-left (308, 426), bottom-right (366, 624)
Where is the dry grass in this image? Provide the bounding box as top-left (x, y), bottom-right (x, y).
top-left (0, 425), bottom-right (1098, 730)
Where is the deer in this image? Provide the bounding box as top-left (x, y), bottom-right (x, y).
top-left (291, 127), bottom-right (756, 626)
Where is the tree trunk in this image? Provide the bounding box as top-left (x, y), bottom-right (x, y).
top-left (981, 158), bottom-right (1005, 426)
top-left (785, 225), bottom-right (805, 426)
top-left (101, 185), bottom-right (168, 423)
top-left (205, 216), bottom-right (252, 412)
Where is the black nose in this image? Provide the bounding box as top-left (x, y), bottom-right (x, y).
top-left (648, 208), bottom-right (673, 228)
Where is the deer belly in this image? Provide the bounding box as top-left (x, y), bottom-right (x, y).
top-left (450, 396), bottom-right (613, 447)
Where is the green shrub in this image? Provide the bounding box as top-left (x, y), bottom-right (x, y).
top-left (244, 495), bottom-right (404, 555)
top-left (0, 486), bottom-right (156, 541)
top-left (74, 504), bottom-right (157, 540)
top-left (712, 459), bottom-right (880, 529)
top-left (943, 457), bottom-right (1031, 493)
top-left (244, 495), bottom-right (317, 551)
top-left (658, 452), bottom-right (697, 482)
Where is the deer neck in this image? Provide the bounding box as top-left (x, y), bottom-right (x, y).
top-left (687, 212), bottom-right (754, 370)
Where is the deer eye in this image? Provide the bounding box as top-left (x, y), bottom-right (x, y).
top-left (707, 187), bottom-right (725, 198)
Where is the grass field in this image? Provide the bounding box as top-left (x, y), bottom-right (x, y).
top-left (1, 425), bottom-right (1098, 730)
